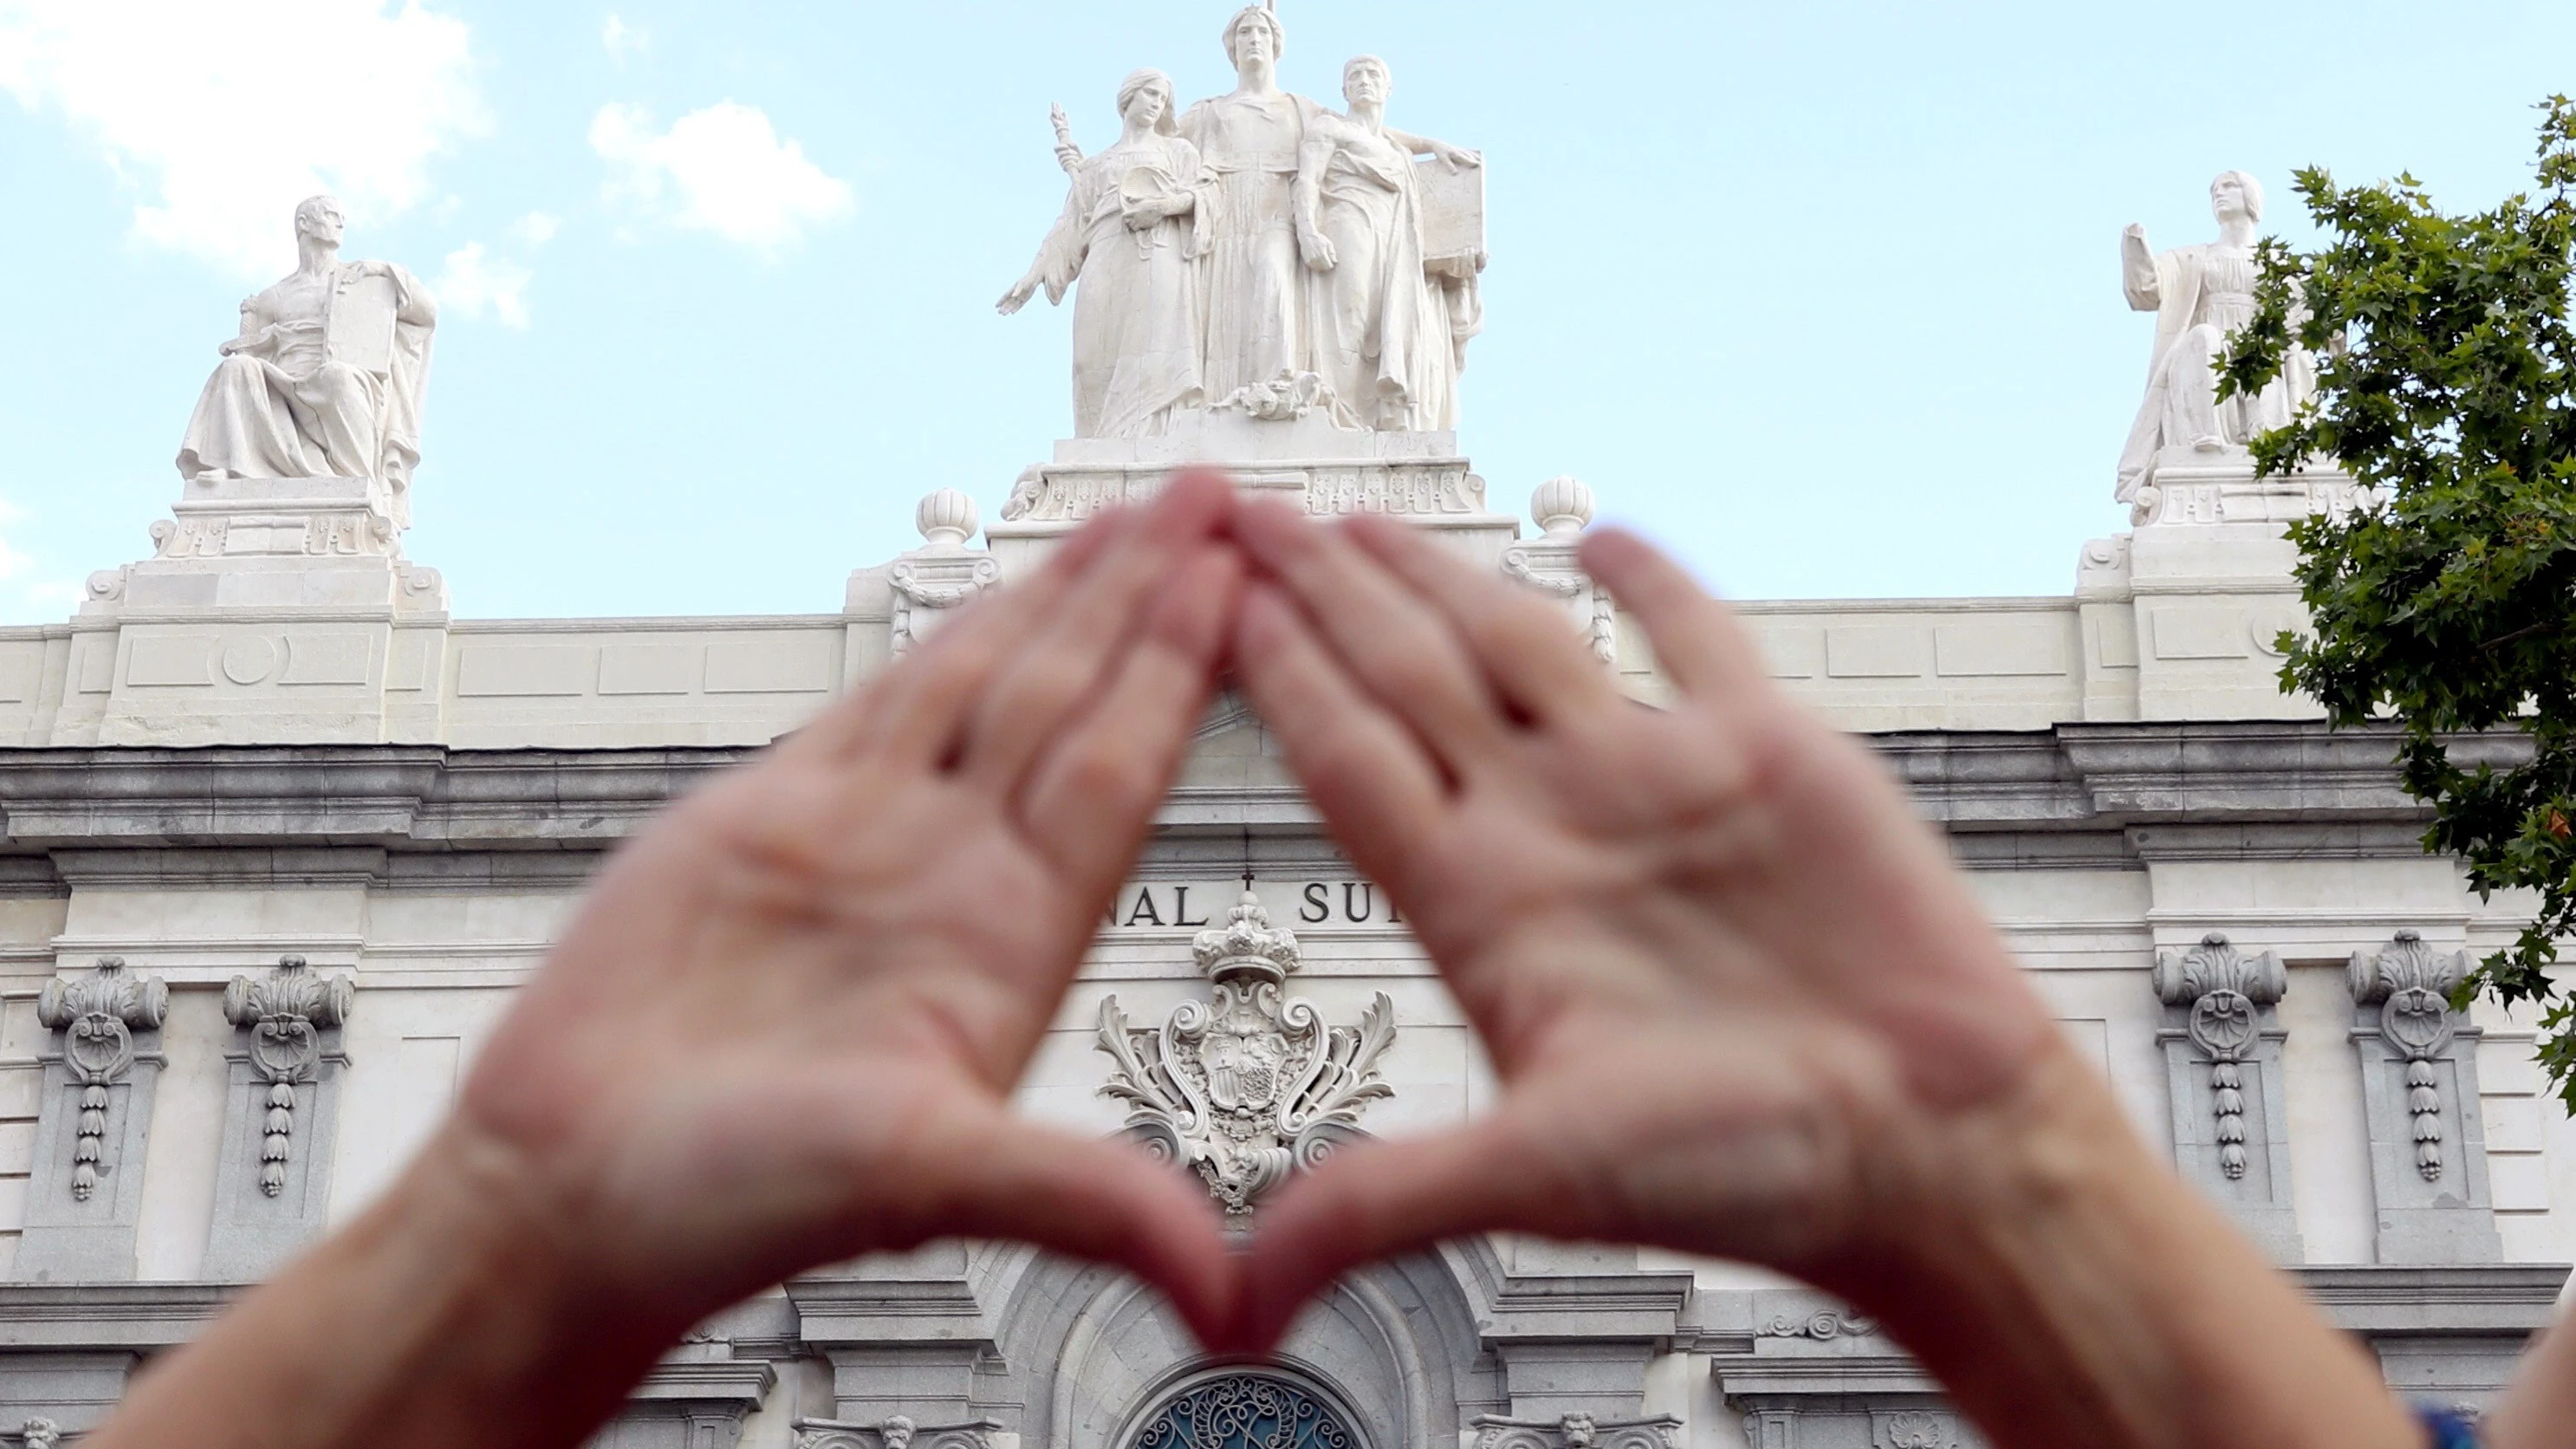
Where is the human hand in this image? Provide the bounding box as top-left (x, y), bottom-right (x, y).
top-left (1220, 504), bottom-right (2061, 1351)
top-left (444, 474), bottom-right (1246, 1350)
top-left (1300, 227), bottom-right (1338, 271)
top-left (998, 273), bottom-right (1042, 315)
top-left (1435, 144), bottom-right (1483, 172)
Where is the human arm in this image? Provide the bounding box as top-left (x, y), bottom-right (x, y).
top-left (362, 259), bottom-right (439, 327)
top-left (1294, 127), bottom-right (1340, 270)
top-left (1218, 502), bottom-right (2418, 1449)
top-left (2123, 224), bottom-right (2162, 311)
top-left (85, 477), bottom-right (1248, 1449)
top-left (1002, 174), bottom-right (1092, 313)
top-left (217, 296), bottom-right (278, 358)
top-left (1382, 127), bottom-right (1479, 171)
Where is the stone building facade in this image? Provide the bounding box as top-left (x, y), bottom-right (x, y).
top-left (0, 431), bottom-right (2566, 1449)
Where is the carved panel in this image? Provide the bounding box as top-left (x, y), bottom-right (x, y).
top-left (2349, 932), bottom-right (2502, 1264)
top-left (2153, 933), bottom-right (2300, 1259)
top-left (14, 958), bottom-right (168, 1281)
top-left (204, 955), bottom-right (355, 1281)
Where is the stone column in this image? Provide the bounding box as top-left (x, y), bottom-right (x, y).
top-left (2348, 932), bottom-right (2503, 1264)
top-left (202, 955), bottom-right (356, 1281)
top-left (2153, 933), bottom-right (2301, 1259)
top-left (14, 959), bottom-right (169, 1282)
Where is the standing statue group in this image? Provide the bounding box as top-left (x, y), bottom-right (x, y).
top-left (999, 4), bottom-right (1487, 439)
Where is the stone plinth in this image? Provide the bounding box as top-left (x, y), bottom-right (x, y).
top-left (987, 413), bottom-right (1518, 580)
top-left (60, 475), bottom-right (450, 747)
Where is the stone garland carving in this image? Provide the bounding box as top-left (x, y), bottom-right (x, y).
top-left (1757, 1308), bottom-right (1878, 1341)
top-left (793, 1417), bottom-right (1001, 1449)
top-left (1097, 891), bottom-right (1396, 1214)
top-left (2152, 932), bottom-right (2285, 1179)
top-left (223, 955), bottom-right (355, 1197)
top-left (1470, 1413), bottom-right (1681, 1449)
top-left (1501, 477), bottom-right (1614, 665)
top-left (36, 957), bottom-right (169, 1202)
top-left (18, 1420), bottom-right (60, 1449)
top-left (2350, 930), bottom-right (2471, 1182)
top-left (890, 490), bottom-right (1000, 656)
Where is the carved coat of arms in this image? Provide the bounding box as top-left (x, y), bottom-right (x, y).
top-left (1097, 892), bottom-right (1395, 1215)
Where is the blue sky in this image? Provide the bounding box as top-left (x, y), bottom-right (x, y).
top-left (3, 1), bottom-right (2574, 621)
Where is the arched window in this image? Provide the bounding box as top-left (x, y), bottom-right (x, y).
top-left (1130, 1374), bottom-right (1361, 1449)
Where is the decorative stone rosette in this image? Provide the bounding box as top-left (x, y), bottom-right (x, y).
top-left (36, 957), bottom-right (168, 1202)
top-left (224, 955), bottom-right (355, 1197)
top-left (2153, 932), bottom-right (2285, 1179)
top-left (2351, 931), bottom-right (2471, 1182)
top-left (1096, 891), bottom-right (1396, 1215)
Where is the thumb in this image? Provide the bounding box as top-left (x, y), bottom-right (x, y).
top-left (1225, 1112), bottom-right (1592, 1356)
top-left (918, 1114), bottom-right (1241, 1351)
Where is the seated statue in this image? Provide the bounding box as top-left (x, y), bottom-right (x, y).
top-left (2113, 171), bottom-right (2315, 507)
top-left (176, 195), bottom-right (437, 528)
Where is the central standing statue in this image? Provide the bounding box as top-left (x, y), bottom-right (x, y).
top-left (1179, 5), bottom-right (1327, 407)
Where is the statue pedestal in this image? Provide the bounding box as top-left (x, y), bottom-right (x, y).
top-left (987, 412), bottom-right (1520, 579)
top-left (2080, 454), bottom-right (2362, 723)
top-left (58, 476), bottom-right (449, 747)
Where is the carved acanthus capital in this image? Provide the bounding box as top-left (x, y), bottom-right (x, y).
top-left (224, 954), bottom-right (354, 1197)
top-left (37, 957), bottom-right (168, 1202)
top-left (2153, 933), bottom-right (2284, 1180)
top-left (2351, 930), bottom-right (2472, 1182)
top-left (1469, 1413), bottom-right (1680, 1449)
top-left (1100, 892), bottom-right (1396, 1215)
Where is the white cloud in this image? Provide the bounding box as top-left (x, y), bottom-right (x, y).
top-left (600, 13), bottom-right (647, 65)
top-left (435, 240), bottom-right (532, 328)
top-left (509, 210), bottom-right (561, 246)
top-left (0, 0), bottom-right (490, 279)
top-left (590, 101), bottom-right (853, 254)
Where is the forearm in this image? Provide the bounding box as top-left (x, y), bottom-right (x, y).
top-left (87, 1121), bottom-right (684, 1449)
top-left (1835, 1042), bottom-right (2417, 1449)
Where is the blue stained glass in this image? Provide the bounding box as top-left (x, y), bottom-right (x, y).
top-left (1132, 1375), bottom-right (1359, 1449)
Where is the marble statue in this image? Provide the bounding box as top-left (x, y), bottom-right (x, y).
top-left (177, 195), bottom-right (438, 526)
top-left (1297, 55), bottom-right (1482, 432)
top-left (1177, 5), bottom-right (1333, 408)
top-left (999, 71), bottom-right (1209, 439)
top-left (2115, 172), bottom-right (2315, 507)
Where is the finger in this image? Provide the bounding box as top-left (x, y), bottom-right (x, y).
top-left (1231, 500), bottom-right (1509, 772)
top-left (958, 470), bottom-right (1236, 790)
top-left (781, 504), bottom-right (1142, 767)
top-left (1017, 544), bottom-right (1243, 893)
top-left (1577, 529), bottom-right (1771, 700)
top-left (1342, 512), bottom-right (1620, 731)
top-left (918, 1115), bottom-right (1239, 1351)
top-left (1230, 582), bottom-right (1447, 892)
top-left (1221, 1118), bottom-right (1581, 1356)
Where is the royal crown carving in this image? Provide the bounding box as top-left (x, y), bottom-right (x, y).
top-left (2351, 930), bottom-right (2472, 1182)
top-left (36, 957), bottom-right (168, 1202)
top-left (1097, 891), bottom-right (1396, 1215)
top-left (224, 954), bottom-right (355, 1197)
top-left (2153, 932), bottom-right (2285, 1179)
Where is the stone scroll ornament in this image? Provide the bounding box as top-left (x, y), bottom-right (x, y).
top-left (2152, 933), bottom-right (2285, 1180)
top-left (1096, 891), bottom-right (1396, 1215)
top-left (224, 955), bottom-right (355, 1197)
top-left (2350, 931), bottom-right (2471, 1182)
top-left (35, 958), bottom-right (168, 1203)
top-left (1470, 1414), bottom-right (1682, 1449)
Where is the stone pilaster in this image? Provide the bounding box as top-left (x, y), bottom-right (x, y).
top-left (2349, 932), bottom-right (2503, 1264)
top-left (2154, 933), bottom-right (2301, 1260)
top-left (14, 959), bottom-right (168, 1283)
top-left (202, 955), bottom-right (355, 1281)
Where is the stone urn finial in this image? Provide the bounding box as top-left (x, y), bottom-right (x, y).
top-left (915, 489), bottom-right (980, 547)
top-left (1530, 476), bottom-right (1594, 536)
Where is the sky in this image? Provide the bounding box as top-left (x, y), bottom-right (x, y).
top-left (3, 1), bottom-right (2575, 623)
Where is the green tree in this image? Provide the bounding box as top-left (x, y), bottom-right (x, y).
top-left (2222, 97), bottom-right (2576, 1102)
